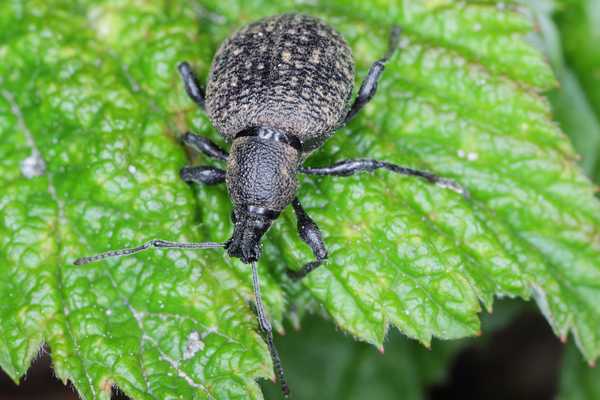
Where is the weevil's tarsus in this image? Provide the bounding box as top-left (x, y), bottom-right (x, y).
top-left (342, 26), bottom-right (401, 126)
top-left (252, 261), bottom-right (290, 397)
top-left (432, 177), bottom-right (470, 198)
top-left (182, 132), bottom-right (229, 161)
top-left (286, 260), bottom-right (324, 281)
top-left (73, 240), bottom-right (225, 265)
top-left (178, 62), bottom-right (206, 110)
top-left (180, 165), bottom-right (226, 185)
top-left (286, 198), bottom-right (328, 280)
top-left (300, 159), bottom-right (469, 198)
top-left (383, 26), bottom-right (402, 62)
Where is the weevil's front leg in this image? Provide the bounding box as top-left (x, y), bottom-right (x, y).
top-left (300, 159), bottom-right (469, 198)
top-left (286, 198), bottom-right (328, 281)
top-left (180, 166), bottom-right (226, 185)
top-left (178, 61), bottom-right (207, 110)
top-left (182, 132), bottom-right (229, 161)
top-left (341, 26), bottom-right (401, 125)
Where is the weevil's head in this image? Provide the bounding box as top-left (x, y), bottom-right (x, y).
top-left (225, 207), bottom-right (276, 263)
top-left (224, 127), bottom-right (302, 263)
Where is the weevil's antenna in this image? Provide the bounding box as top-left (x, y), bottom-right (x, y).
top-left (73, 239), bottom-right (225, 265)
top-left (252, 261), bottom-right (289, 397)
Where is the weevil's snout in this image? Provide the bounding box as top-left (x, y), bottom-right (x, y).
top-left (225, 210), bottom-right (274, 263)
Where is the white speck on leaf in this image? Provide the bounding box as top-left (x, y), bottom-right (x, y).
top-left (2, 89), bottom-right (47, 179)
top-left (183, 331), bottom-right (204, 360)
top-left (21, 153), bottom-right (46, 178)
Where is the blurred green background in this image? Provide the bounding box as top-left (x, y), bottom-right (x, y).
top-left (1, 0), bottom-right (599, 399)
top-left (536, 0), bottom-right (600, 181)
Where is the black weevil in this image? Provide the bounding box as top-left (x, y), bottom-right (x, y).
top-left (75, 13), bottom-right (467, 397)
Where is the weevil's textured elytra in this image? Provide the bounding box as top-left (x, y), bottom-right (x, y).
top-left (207, 14), bottom-right (355, 151)
top-left (74, 13), bottom-right (468, 398)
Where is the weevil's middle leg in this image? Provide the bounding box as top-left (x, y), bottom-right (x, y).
top-left (341, 26), bottom-right (401, 126)
top-left (300, 159), bottom-right (469, 198)
top-left (286, 198), bottom-right (328, 281)
top-left (180, 165), bottom-right (226, 185)
top-left (182, 132), bottom-right (229, 161)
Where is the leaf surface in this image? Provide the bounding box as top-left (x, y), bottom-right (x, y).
top-left (1, 1), bottom-right (600, 399)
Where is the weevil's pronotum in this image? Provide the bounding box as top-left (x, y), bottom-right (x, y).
top-left (75, 13), bottom-right (467, 397)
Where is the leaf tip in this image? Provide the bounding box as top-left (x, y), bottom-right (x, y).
top-left (560, 334), bottom-right (567, 344)
top-left (100, 378), bottom-right (114, 395)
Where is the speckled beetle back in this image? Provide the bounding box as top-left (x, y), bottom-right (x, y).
top-left (206, 14), bottom-right (355, 151)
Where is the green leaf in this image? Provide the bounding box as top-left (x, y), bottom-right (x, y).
top-left (0, 2), bottom-right (272, 399)
top-left (260, 315), bottom-right (464, 400)
top-left (268, 0), bottom-right (600, 360)
top-left (259, 299), bottom-right (523, 400)
top-left (559, 343), bottom-right (600, 400)
top-left (1, 1), bottom-right (600, 399)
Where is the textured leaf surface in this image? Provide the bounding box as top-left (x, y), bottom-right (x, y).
top-left (0, 2), bottom-right (272, 399)
top-left (1, 1), bottom-right (600, 399)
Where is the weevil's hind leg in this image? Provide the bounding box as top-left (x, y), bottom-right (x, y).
top-left (286, 198), bottom-right (328, 281)
top-left (300, 159), bottom-right (469, 198)
top-left (180, 165), bottom-right (226, 185)
top-left (178, 61), bottom-right (207, 110)
top-left (341, 26), bottom-right (401, 125)
top-left (182, 132), bottom-right (229, 161)
top-left (251, 262), bottom-right (290, 397)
